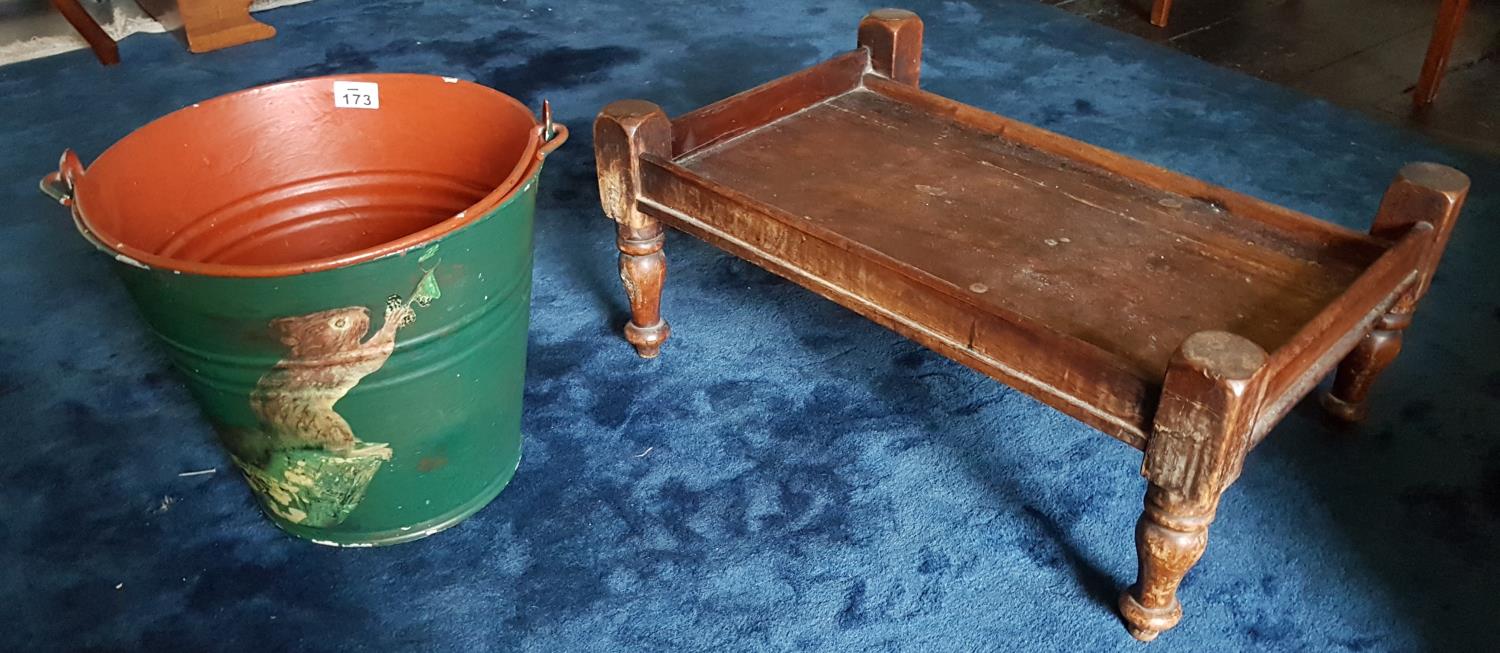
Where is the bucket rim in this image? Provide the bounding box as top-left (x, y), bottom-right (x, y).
top-left (44, 73), bottom-right (567, 279)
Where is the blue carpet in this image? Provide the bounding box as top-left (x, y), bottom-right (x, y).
top-left (2, 1), bottom-right (1497, 650)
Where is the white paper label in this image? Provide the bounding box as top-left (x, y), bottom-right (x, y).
top-left (333, 81), bottom-right (380, 109)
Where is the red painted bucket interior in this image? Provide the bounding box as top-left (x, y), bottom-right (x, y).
top-left (73, 74), bottom-right (540, 271)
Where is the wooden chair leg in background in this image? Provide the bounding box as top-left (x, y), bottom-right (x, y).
top-left (1413, 0), bottom-right (1471, 110)
top-left (1151, 0), bottom-right (1174, 28)
top-left (50, 0), bottom-right (120, 65)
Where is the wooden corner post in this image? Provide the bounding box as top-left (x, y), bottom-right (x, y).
top-left (859, 9), bottom-right (923, 87)
top-left (596, 100), bottom-right (673, 358)
top-left (1322, 162), bottom-right (1468, 421)
top-left (1120, 331), bottom-right (1268, 641)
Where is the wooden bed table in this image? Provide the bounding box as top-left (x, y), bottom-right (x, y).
top-left (593, 9), bottom-right (1468, 641)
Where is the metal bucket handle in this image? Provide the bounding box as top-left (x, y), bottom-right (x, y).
top-left (538, 100), bottom-right (567, 157)
top-left (39, 149), bottom-right (83, 206)
top-left (40, 149), bottom-right (116, 256)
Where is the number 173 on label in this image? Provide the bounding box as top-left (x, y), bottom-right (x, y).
top-left (333, 81), bottom-right (380, 109)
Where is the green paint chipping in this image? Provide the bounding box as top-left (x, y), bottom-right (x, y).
top-left (412, 268), bottom-right (441, 307)
top-left (235, 443), bottom-right (392, 527)
top-left (413, 245), bottom-right (441, 307)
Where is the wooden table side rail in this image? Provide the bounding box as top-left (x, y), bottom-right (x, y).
top-left (671, 49), bottom-right (872, 158)
top-left (1252, 273), bottom-right (1412, 445)
top-left (594, 8), bottom-right (1471, 642)
top-left (1253, 228), bottom-right (1429, 443)
top-left (633, 154), bottom-right (1155, 445)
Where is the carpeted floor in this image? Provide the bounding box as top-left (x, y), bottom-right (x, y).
top-left (2, 1), bottom-right (1497, 651)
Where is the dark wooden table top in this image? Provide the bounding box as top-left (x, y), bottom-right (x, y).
top-left (679, 86), bottom-right (1383, 383)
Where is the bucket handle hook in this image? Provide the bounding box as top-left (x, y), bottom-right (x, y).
top-left (40, 149), bottom-right (85, 207)
top-left (537, 100), bottom-right (568, 157)
top-left (39, 150), bottom-right (118, 258)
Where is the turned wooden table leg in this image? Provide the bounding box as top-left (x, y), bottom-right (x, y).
top-left (859, 8), bottom-right (923, 86)
top-left (1323, 163), bottom-right (1468, 422)
top-left (1322, 313), bottom-right (1407, 422)
top-left (1150, 0), bottom-right (1174, 28)
top-left (1121, 331), bottom-right (1268, 641)
top-left (596, 100), bottom-right (673, 358)
top-left (618, 222), bottom-right (669, 358)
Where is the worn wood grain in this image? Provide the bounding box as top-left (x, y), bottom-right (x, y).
top-left (858, 8), bottom-right (923, 86)
top-left (1121, 332), bottom-right (1267, 642)
top-left (1254, 227), bottom-right (1427, 438)
top-left (639, 155), bottom-right (1153, 445)
top-left (596, 100), bottom-right (673, 357)
top-left (593, 8), bottom-right (1470, 641)
top-left (680, 88), bottom-right (1377, 383)
top-left (670, 49), bottom-right (869, 158)
top-left (1323, 163), bottom-right (1468, 421)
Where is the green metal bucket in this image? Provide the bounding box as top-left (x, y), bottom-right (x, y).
top-left (40, 74), bottom-right (568, 546)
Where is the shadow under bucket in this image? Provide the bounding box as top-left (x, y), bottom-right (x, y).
top-left (40, 74), bottom-right (568, 546)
